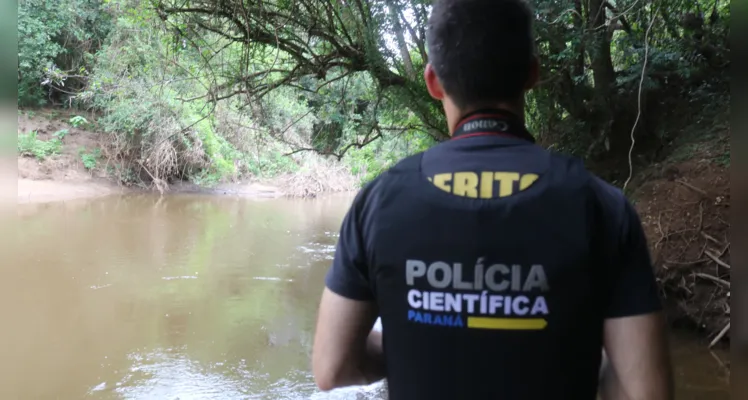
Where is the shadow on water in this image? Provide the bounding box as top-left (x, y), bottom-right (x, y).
top-left (3, 193), bottom-right (728, 399)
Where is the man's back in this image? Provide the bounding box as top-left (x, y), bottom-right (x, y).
top-left (346, 131), bottom-right (607, 399)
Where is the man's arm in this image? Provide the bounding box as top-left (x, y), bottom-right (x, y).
top-left (312, 289), bottom-right (384, 391)
top-left (600, 314), bottom-right (673, 400)
top-left (311, 188), bottom-right (386, 391)
top-left (595, 181), bottom-right (674, 400)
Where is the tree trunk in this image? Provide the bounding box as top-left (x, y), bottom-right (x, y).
top-left (587, 0), bottom-right (618, 152)
top-left (388, 2), bottom-right (416, 80)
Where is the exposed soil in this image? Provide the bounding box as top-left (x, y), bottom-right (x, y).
top-left (17, 110), bottom-right (123, 204)
top-left (18, 109), bottom-right (106, 180)
top-left (631, 130), bottom-right (730, 343)
top-left (17, 109), bottom-right (289, 202)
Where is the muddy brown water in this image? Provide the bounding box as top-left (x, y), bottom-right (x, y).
top-left (4, 194), bottom-right (729, 399)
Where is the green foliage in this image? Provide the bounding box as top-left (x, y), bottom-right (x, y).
top-left (18, 0), bottom-right (113, 106)
top-left (69, 116), bottom-right (88, 128)
top-left (716, 151), bottom-right (730, 168)
top-left (52, 129), bottom-right (69, 139)
top-left (18, 0), bottom-right (66, 105)
top-left (79, 147), bottom-right (101, 170)
top-left (528, 0), bottom-right (730, 163)
top-left (18, 131), bottom-right (62, 160)
top-left (347, 128), bottom-right (434, 186)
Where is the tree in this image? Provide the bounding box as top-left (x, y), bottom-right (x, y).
top-left (155, 0), bottom-right (728, 174)
top-left (531, 0), bottom-right (729, 166)
top-left (18, 0), bottom-right (113, 106)
top-left (154, 0), bottom-right (445, 155)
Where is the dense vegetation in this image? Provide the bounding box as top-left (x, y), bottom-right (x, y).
top-left (18, 0), bottom-right (730, 190)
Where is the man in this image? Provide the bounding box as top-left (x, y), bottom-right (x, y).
top-left (312, 0), bottom-right (673, 399)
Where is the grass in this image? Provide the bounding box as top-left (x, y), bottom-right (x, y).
top-left (18, 131), bottom-right (62, 160)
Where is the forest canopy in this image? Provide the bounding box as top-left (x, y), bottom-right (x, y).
top-left (18, 0), bottom-right (730, 187)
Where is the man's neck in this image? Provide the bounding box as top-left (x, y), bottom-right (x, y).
top-left (447, 102), bottom-right (525, 136)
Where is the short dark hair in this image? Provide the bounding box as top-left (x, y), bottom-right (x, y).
top-left (426, 0), bottom-right (535, 109)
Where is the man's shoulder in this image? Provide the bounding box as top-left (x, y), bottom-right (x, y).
top-left (359, 153), bottom-right (424, 192)
top-left (584, 174), bottom-right (638, 240)
top-left (539, 148), bottom-right (629, 224)
top-left (587, 174), bottom-right (628, 212)
top-left (350, 152), bottom-right (424, 213)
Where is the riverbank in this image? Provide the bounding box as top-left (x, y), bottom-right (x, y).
top-left (16, 173), bottom-right (294, 204)
top-left (628, 111), bottom-right (731, 345)
top-left (17, 108), bottom-right (358, 203)
top-left (16, 166), bottom-right (352, 204)
top-left (17, 110), bottom-right (358, 203)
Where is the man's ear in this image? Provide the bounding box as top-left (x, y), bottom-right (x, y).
top-left (524, 57), bottom-right (540, 90)
top-left (424, 64), bottom-right (445, 100)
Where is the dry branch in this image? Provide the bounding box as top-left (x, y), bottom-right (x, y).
top-left (709, 322), bottom-right (730, 348)
top-left (704, 249), bottom-right (731, 269)
top-left (700, 231), bottom-right (724, 246)
top-left (675, 179), bottom-right (708, 196)
top-left (694, 273), bottom-right (730, 288)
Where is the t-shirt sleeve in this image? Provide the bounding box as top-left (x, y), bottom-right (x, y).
top-left (324, 192), bottom-right (374, 301)
top-left (596, 181), bottom-right (663, 318)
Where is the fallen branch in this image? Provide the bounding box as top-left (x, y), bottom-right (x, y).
top-left (137, 160), bottom-right (166, 195)
top-left (675, 179), bottom-right (708, 196)
top-left (664, 258), bottom-right (707, 266)
top-left (705, 250), bottom-right (731, 269)
top-left (695, 272), bottom-right (730, 288)
top-left (700, 231), bottom-right (725, 246)
top-left (709, 322), bottom-right (730, 348)
top-left (719, 242), bottom-right (730, 257)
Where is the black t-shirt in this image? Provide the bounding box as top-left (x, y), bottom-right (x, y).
top-left (324, 112), bottom-right (662, 400)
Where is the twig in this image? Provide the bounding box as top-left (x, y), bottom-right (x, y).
top-left (695, 273), bottom-right (730, 288)
top-left (719, 242), bottom-right (730, 257)
top-left (655, 212), bottom-right (666, 246)
top-left (623, 6), bottom-right (658, 191)
top-left (675, 179), bottom-right (708, 196)
top-left (136, 160), bottom-right (164, 195)
top-left (709, 322), bottom-right (730, 348)
top-left (665, 258), bottom-right (707, 266)
top-left (698, 241), bottom-right (708, 259)
top-left (701, 231), bottom-right (725, 247)
top-left (705, 250), bottom-right (731, 269)
top-left (698, 290), bottom-right (716, 327)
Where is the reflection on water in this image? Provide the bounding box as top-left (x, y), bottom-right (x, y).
top-left (3, 194), bottom-right (728, 399)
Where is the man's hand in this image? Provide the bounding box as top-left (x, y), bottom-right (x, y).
top-left (312, 288), bottom-right (385, 391)
top-left (600, 312), bottom-right (673, 400)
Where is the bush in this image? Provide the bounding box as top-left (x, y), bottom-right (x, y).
top-left (18, 131), bottom-right (62, 160)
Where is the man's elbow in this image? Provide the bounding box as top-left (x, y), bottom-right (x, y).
top-left (312, 360), bottom-right (346, 391)
top-left (314, 374), bottom-right (336, 392)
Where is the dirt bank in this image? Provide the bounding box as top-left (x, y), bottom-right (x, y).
top-left (631, 126), bottom-right (730, 344)
top-left (17, 109), bottom-right (290, 203)
top-left (17, 109), bottom-right (349, 202)
top-left (17, 109), bottom-right (119, 203)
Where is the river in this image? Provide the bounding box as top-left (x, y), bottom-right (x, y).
top-left (4, 194), bottom-right (729, 399)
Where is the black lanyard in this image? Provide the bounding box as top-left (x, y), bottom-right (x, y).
top-left (452, 109), bottom-right (535, 143)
